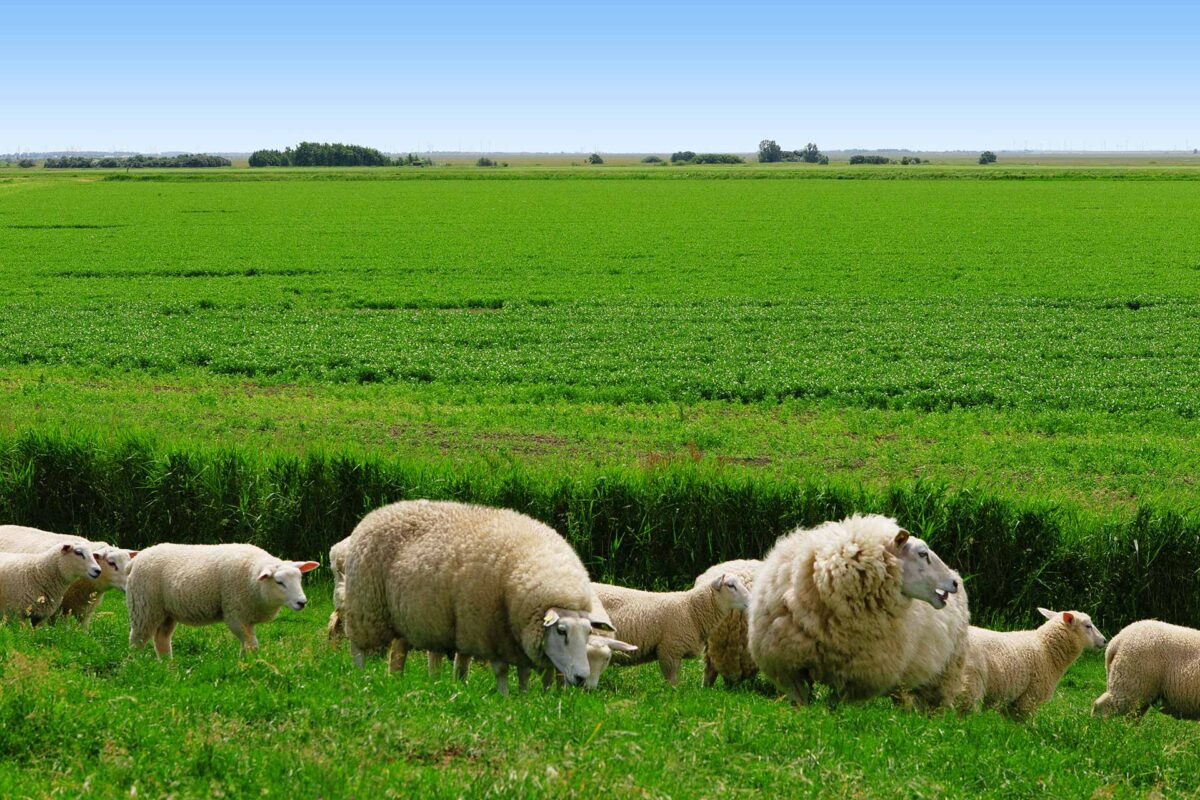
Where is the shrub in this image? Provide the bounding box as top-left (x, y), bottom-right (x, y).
top-left (476, 157), bottom-right (496, 167)
top-left (17, 159), bottom-right (35, 169)
top-left (979, 151), bottom-right (998, 164)
top-left (670, 151), bottom-right (696, 163)
top-left (849, 154), bottom-right (891, 165)
top-left (587, 153), bottom-right (604, 165)
top-left (249, 149), bottom-right (290, 167)
top-left (641, 155), bottom-right (663, 163)
top-left (690, 153), bottom-right (744, 164)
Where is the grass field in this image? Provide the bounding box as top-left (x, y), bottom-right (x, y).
top-left (2, 590), bottom-right (1198, 799)
top-left (2, 165), bottom-right (1199, 797)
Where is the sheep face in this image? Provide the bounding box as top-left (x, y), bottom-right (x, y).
top-left (542, 609), bottom-right (598, 687)
top-left (257, 561), bottom-right (320, 611)
top-left (96, 547), bottom-right (139, 591)
top-left (711, 573), bottom-right (751, 612)
top-left (585, 636), bottom-right (637, 689)
top-left (889, 531), bottom-right (958, 609)
top-left (1039, 607), bottom-right (1106, 649)
top-left (58, 543), bottom-right (102, 581)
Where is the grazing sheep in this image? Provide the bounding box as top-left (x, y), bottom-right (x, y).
top-left (1093, 620), bottom-right (1200, 719)
top-left (0, 542), bottom-right (102, 625)
top-left (747, 514), bottom-right (967, 707)
top-left (0, 525), bottom-right (137, 625)
top-left (340, 500), bottom-right (628, 694)
top-left (957, 608), bottom-right (1107, 719)
top-left (693, 559), bottom-right (762, 687)
top-left (127, 543), bottom-right (318, 657)
top-left (591, 573), bottom-right (751, 685)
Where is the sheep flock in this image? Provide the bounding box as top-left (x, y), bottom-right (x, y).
top-left (1, 504), bottom-right (1196, 722)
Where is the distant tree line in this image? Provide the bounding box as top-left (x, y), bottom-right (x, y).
top-left (43, 154), bottom-right (231, 169)
top-left (670, 151), bottom-right (745, 164)
top-left (757, 140), bottom-right (829, 164)
top-left (249, 142), bottom-right (432, 168)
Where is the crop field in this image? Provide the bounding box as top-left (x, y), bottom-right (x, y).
top-left (4, 591), bottom-right (1200, 799)
top-left (1, 166), bottom-right (1199, 797)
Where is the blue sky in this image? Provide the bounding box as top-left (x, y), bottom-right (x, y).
top-left (3, 1), bottom-right (1198, 153)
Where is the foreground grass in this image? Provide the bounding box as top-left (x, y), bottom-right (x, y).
top-left (0, 590), bottom-right (1193, 799)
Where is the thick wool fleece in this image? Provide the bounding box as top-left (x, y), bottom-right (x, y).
top-left (0, 524), bottom-right (125, 624)
top-left (1094, 620), bottom-right (1200, 719)
top-left (748, 516), bottom-right (968, 706)
top-left (0, 546), bottom-right (95, 624)
top-left (341, 500), bottom-right (594, 672)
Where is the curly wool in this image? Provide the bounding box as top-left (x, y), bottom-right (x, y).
top-left (342, 500), bottom-right (595, 672)
top-left (693, 559), bottom-right (762, 687)
top-left (1094, 620), bottom-right (1200, 719)
top-left (0, 545), bottom-right (97, 624)
top-left (748, 514), bottom-right (968, 705)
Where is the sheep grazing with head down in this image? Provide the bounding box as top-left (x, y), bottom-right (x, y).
top-left (957, 608), bottom-right (1107, 719)
top-left (126, 543), bottom-right (318, 657)
top-left (693, 559), bottom-right (762, 688)
top-left (341, 499), bottom-right (633, 695)
top-left (748, 514), bottom-right (967, 707)
top-left (0, 524), bottom-right (138, 625)
top-left (1093, 620), bottom-right (1200, 720)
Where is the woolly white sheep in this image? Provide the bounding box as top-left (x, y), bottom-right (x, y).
top-left (0, 524), bottom-right (138, 625)
top-left (591, 573), bottom-right (751, 685)
top-left (126, 543), bottom-right (318, 657)
top-left (693, 559), bottom-right (762, 687)
top-left (957, 608), bottom-right (1106, 718)
top-left (340, 499), bottom-right (628, 694)
top-left (1093, 620), bottom-right (1200, 719)
top-left (747, 514), bottom-right (967, 707)
top-left (0, 542), bottom-right (102, 625)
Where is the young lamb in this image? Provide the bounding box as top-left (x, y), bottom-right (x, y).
top-left (957, 608), bottom-right (1107, 719)
top-left (1093, 620), bottom-right (1200, 719)
top-left (340, 499), bottom-right (631, 694)
top-left (0, 542), bottom-right (103, 625)
top-left (126, 543), bottom-right (318, 657)
top-left (591, 573), bottom-right (751, 685)
top-left (0, 525), bottom-right (138, 625)
top-left (748, 514), bottom-right (967, 707)
top-left (693, 559), bottom-right (762, 687)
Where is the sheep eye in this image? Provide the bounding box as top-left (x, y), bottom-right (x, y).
top-left (921, 552), bottom-right (931, 563)
top-left (275, 579), bottom-right (284, 586)
top-left (557, 627), bottom-right (567, 637)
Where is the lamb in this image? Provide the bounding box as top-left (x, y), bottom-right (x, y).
top-left (591, 572), bottom-right (751, 685)
top-left (340, 499), bottom-right (631, 694)
top-left (0, 542), bottom-right (103, 625)
top-left (0, 524), bottom-right (138, 625)
top-left (957, 608), bottom-right (1107, 719)
top-left (126, 543), bottom-right (318, 657)
top-left (693, 559), bottom-right (762, 687)
top-left (747, 514), bottom-right (967, 707)
top-left (1093, 620), bottom-right (1200, 719)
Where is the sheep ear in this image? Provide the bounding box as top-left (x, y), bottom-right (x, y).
top-left (601, 638), bottom-right (637, 653)
top-left (894, 529), bottom-right (910, 547)
top-left (1037, 607), bottom-right (1055, 620)
top-left (60, 543), bottom-right (73, 554)
top-left (257, 568), bottom-right (274, 581)
top-left (1061, 611), bottom-right (1074, 624)
top-left (542, 609), bottom-right (560, 627)
top-left (128, 550), bottom-right (140, 558)
top-left (294, 561), bottom-right (319, 573)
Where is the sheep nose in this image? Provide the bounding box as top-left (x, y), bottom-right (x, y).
top-left (295, 599), bottom-right (307, 609)
top-left (950, 579), bottom-right (959, 592)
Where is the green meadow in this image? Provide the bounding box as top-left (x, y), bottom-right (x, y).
top-left (1, 166), bottom-right (1199, 797)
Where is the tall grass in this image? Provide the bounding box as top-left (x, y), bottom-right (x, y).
top-left (1, 430), bottom-right (1195, 628)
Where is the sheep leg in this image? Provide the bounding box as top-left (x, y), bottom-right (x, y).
top-left (658, 657), bottom-right (681, 686)
top-left (1092, 691), bottom-right (1145, 719)
top-left (427, 651), bottom-right (444, 676)
top-left (326, 611), bottom-right (344, 645)
top-left (454, 653), bottom-right (472, 681)
top-left (492, 661), bottom-right (510, 696)
top-left (702, 655), bottom-right (719, 688)
top-left (517, 665), bottom-right (531, 693)
top-left (226, 621), bottom-right (260, 653)
top-left (388, 639), bottom-right (409, 674)
top-left (780, 669), bottom-right (813, 705)
top-left (541, 667), bottom-right (557, 690)
top-left (350, 641), bottom-right (366, 670)
top-left (153, 620), bottom-right (177, 659)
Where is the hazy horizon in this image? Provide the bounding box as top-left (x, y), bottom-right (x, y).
top-left (5, 0), bottom-right (1198, 154)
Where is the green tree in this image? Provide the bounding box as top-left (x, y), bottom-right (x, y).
top-left (757, 139), bottom-right (783, 163)
top-left (587, 153), bottom-right (604, 164)
top-left (17, 159), bottom-right (35, 168)
top-left (979, 151), bottom-right (998, 164)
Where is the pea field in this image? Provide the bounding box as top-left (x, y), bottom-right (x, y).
top-left (2, 165), bottom-right (1200, 797)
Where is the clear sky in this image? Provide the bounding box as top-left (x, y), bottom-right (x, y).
top-left (4, 0), bottom-right (1198, 154)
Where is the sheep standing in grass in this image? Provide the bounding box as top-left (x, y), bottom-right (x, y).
top-left (341, 500), bottom-right (628, 694)
top-left (0, 524), bottom-right (137, 625)
top-left (693, 559), bottom-right (762, 687)
top-left (748, 514), bottom-right (966, 707)
top-left (0, 542), bottom-right (102, 625)
top-left (1093, 620), bottom-right (1200, 719)
top-left (957, 608), bottom-right (1106, 718)
top-left (127, 543), bottom-right (318, 657)
top-left (327, 536), bottom-right (350, 644)
top-left (591, 573), bottom-right (751, 685)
